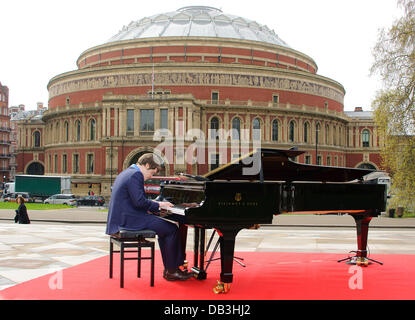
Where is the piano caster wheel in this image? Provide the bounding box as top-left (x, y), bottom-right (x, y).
top-left (213, 281), bottom-right (231, 294)
top-left (180, 260), bottom-right (188, 272)
top-left (356, 257), bottom-right (369, 267)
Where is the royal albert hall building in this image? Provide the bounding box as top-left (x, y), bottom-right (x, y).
top-left (16, 6), bottom-right (382, 197)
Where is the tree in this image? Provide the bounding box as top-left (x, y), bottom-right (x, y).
top-left (371, 0), bottom-right (415, 210)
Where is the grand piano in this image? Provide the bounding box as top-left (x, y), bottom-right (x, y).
top-left (158, 148), bottom-right (387, 293)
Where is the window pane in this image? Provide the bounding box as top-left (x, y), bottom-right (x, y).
top-left (362, 130), bottom-right (370, 147)
top-left (90, 119), bottom-right (96, 140)
top-left (253, 118), bottom-right (260, 141)
top-left (210, 117), bottom-right (219, 139)
top-left (232, 118), bottom-right (240, 140)
top-left (87, 154), bottom-right (94, 174)
top-left (140, 109), bottom-right (154, 132)
top-left (160, 109), bottom-right (168, 129)
top-left (272, 120), bottom-right (278, 141)
top-left (76, 121), bottom-right (81, 141)
top-left (211, 92), bottom-right (219, 104)
top-left (289, 121), bottom-right (295, 142)
top-left (63, 154), bottom-right (67, 173)
top-left (127, 109), bottom-right (134, 132)
top-left (74, 154), bottom-right (79, 173)
top-left (34, 131), bottom-right (40, 147)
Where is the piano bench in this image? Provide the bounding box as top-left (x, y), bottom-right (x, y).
top-left (109, 229), bottom-right (156, 288)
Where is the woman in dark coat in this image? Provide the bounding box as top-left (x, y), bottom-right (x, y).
top-left (14, 196), bottom-right (30, 224)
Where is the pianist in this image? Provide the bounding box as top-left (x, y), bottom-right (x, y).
top-left (105, 153), bottom-right (193, 281)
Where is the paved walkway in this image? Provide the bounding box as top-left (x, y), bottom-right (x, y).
top-left (1, 207), bottom-right (415, 292)
top-left (1, 207), bottom-right (415, 227)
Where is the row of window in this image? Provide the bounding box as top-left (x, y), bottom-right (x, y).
top-left (44, 118), bottom-right (96, 144)
top-left (48, 153), bottom-right (94, 174)
top-left (126, 109), bottom-right (168, 134)
top-left (209, 152), bottom-right (343, 171)
top-left (210, 116), bottom-right (373, 146)
top-left (35, 110), bottom-right (372, 147)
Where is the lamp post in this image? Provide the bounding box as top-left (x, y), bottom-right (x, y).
top-left (110, 139), bottom-right (113, 187)
top-left (106, 137), bottom-right (113, 188)
top-left (315, 124), bottom-right (320, 165)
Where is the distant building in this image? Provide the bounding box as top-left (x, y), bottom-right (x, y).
top-left (0, 81), bottom-right (11, 184)
top-left (15, 6), bottom-right (382, 196)
top-left (12, 103), bottom-right (46, 180)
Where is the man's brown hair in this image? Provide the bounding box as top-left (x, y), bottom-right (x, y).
top-left (137, 153), bottom-right (163, 171)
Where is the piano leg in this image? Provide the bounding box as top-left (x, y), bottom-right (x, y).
top-left (355, 215), bottom-right (371, 261)
top-left (213, 227), bottom-right (243, 294)
top-left (338, 212), bottom-right (383, 266)
top-left (191, 227), bottom-right (207, 280)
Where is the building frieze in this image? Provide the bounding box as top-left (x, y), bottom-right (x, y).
top-left (49, 71), bottom-right (344, 104)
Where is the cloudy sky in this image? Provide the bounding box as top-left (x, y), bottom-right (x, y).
top-left (1, 0), bottom-right (403, 111)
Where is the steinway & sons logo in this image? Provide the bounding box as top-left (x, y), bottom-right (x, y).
top-left (217, 192), bottom-right (258, 207)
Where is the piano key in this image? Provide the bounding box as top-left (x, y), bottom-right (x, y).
top-left (160, 206), bottom-right (186, 215)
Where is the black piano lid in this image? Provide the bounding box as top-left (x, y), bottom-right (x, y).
top-left (203, 148), bottom-right (375, 182)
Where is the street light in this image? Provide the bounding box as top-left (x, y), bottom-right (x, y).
top-left (106, 137), bottom-right (113, 188)
top-left (315, 123), bottom-right (320, 165)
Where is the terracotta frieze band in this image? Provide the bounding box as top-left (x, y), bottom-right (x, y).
top-left (49, 72), bottom-right (344, 103)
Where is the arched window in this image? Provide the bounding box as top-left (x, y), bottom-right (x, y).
top-left (210, 116), bottom-right (219, 139)
top-left (325, 124), bottom-right (330, 145)
top-left (252, 118), bottom-right (261, 141)
top-left (89, 118), bottom-right (96, 141)
top-left (64, 121), bottom-right (69, 142)
top-left (55, 122), bottom-right (60, 143)
top-left (34, 131), bottom-right (41, 147)
top-left (316, 123), bottom-right (321, 145)
top-left (272, 119), bottom-right (279, 141)
top-left (362, 129), bottom-right (370, 147)
top-left (333, 125), bottom-right (337, 146)
top-left (75, 120), bottom-right (81, 142)
top-left (303, 122), bottom-right (310, 143)
top-left (289, 120), bottom-right (296, 142)
top-left (232, 117), bottom-right (241, 140)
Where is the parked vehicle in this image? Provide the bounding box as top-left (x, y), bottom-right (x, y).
top-left (144, 176), bottom-right (185, 199)
top-left (0, 193), bottom-right (14, 202)
top-left (15, 175), bottom-right (71, 201)
top-left (4, 182), bottom-right (15, 194)
top-left (43, 194), bottom-right (77, 205)
top-left (76, 195), bottom-right (105, 206)
top-left (1, 192), bottom-right (34, 203)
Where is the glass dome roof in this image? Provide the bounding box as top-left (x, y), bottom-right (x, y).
top-left (107, 6), bottom-right (290, 47)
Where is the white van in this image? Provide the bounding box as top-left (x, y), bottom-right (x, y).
top-left (44, 194), bottom-right (76, 205)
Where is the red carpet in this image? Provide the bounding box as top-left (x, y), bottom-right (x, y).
top-left (1, 250), bottom-right (415, 300)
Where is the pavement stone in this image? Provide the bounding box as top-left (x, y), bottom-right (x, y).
top-left (0, 207), bottom-right (414, 292)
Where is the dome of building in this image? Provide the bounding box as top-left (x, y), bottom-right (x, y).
top-left (108, 6), bottom-right (289, 47)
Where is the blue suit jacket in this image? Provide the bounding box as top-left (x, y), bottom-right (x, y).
top-left (105, 165), bottom-right (160, 235)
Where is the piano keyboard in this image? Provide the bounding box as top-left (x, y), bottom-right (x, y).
top-left (160, 206), bottom-right (186, 216)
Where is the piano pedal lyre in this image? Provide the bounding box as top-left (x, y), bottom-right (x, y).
top-left (213, 281), bottom-right (231, 294)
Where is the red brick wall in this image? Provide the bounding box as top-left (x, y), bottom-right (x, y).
top-left (78, 44), bottom-right (316, 74)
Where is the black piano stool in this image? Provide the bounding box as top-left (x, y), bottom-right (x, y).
top-left (109, 229), bottom-right (156, 288)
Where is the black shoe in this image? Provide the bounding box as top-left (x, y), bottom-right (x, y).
top-left (163, 269), bottom-right (194, 281)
